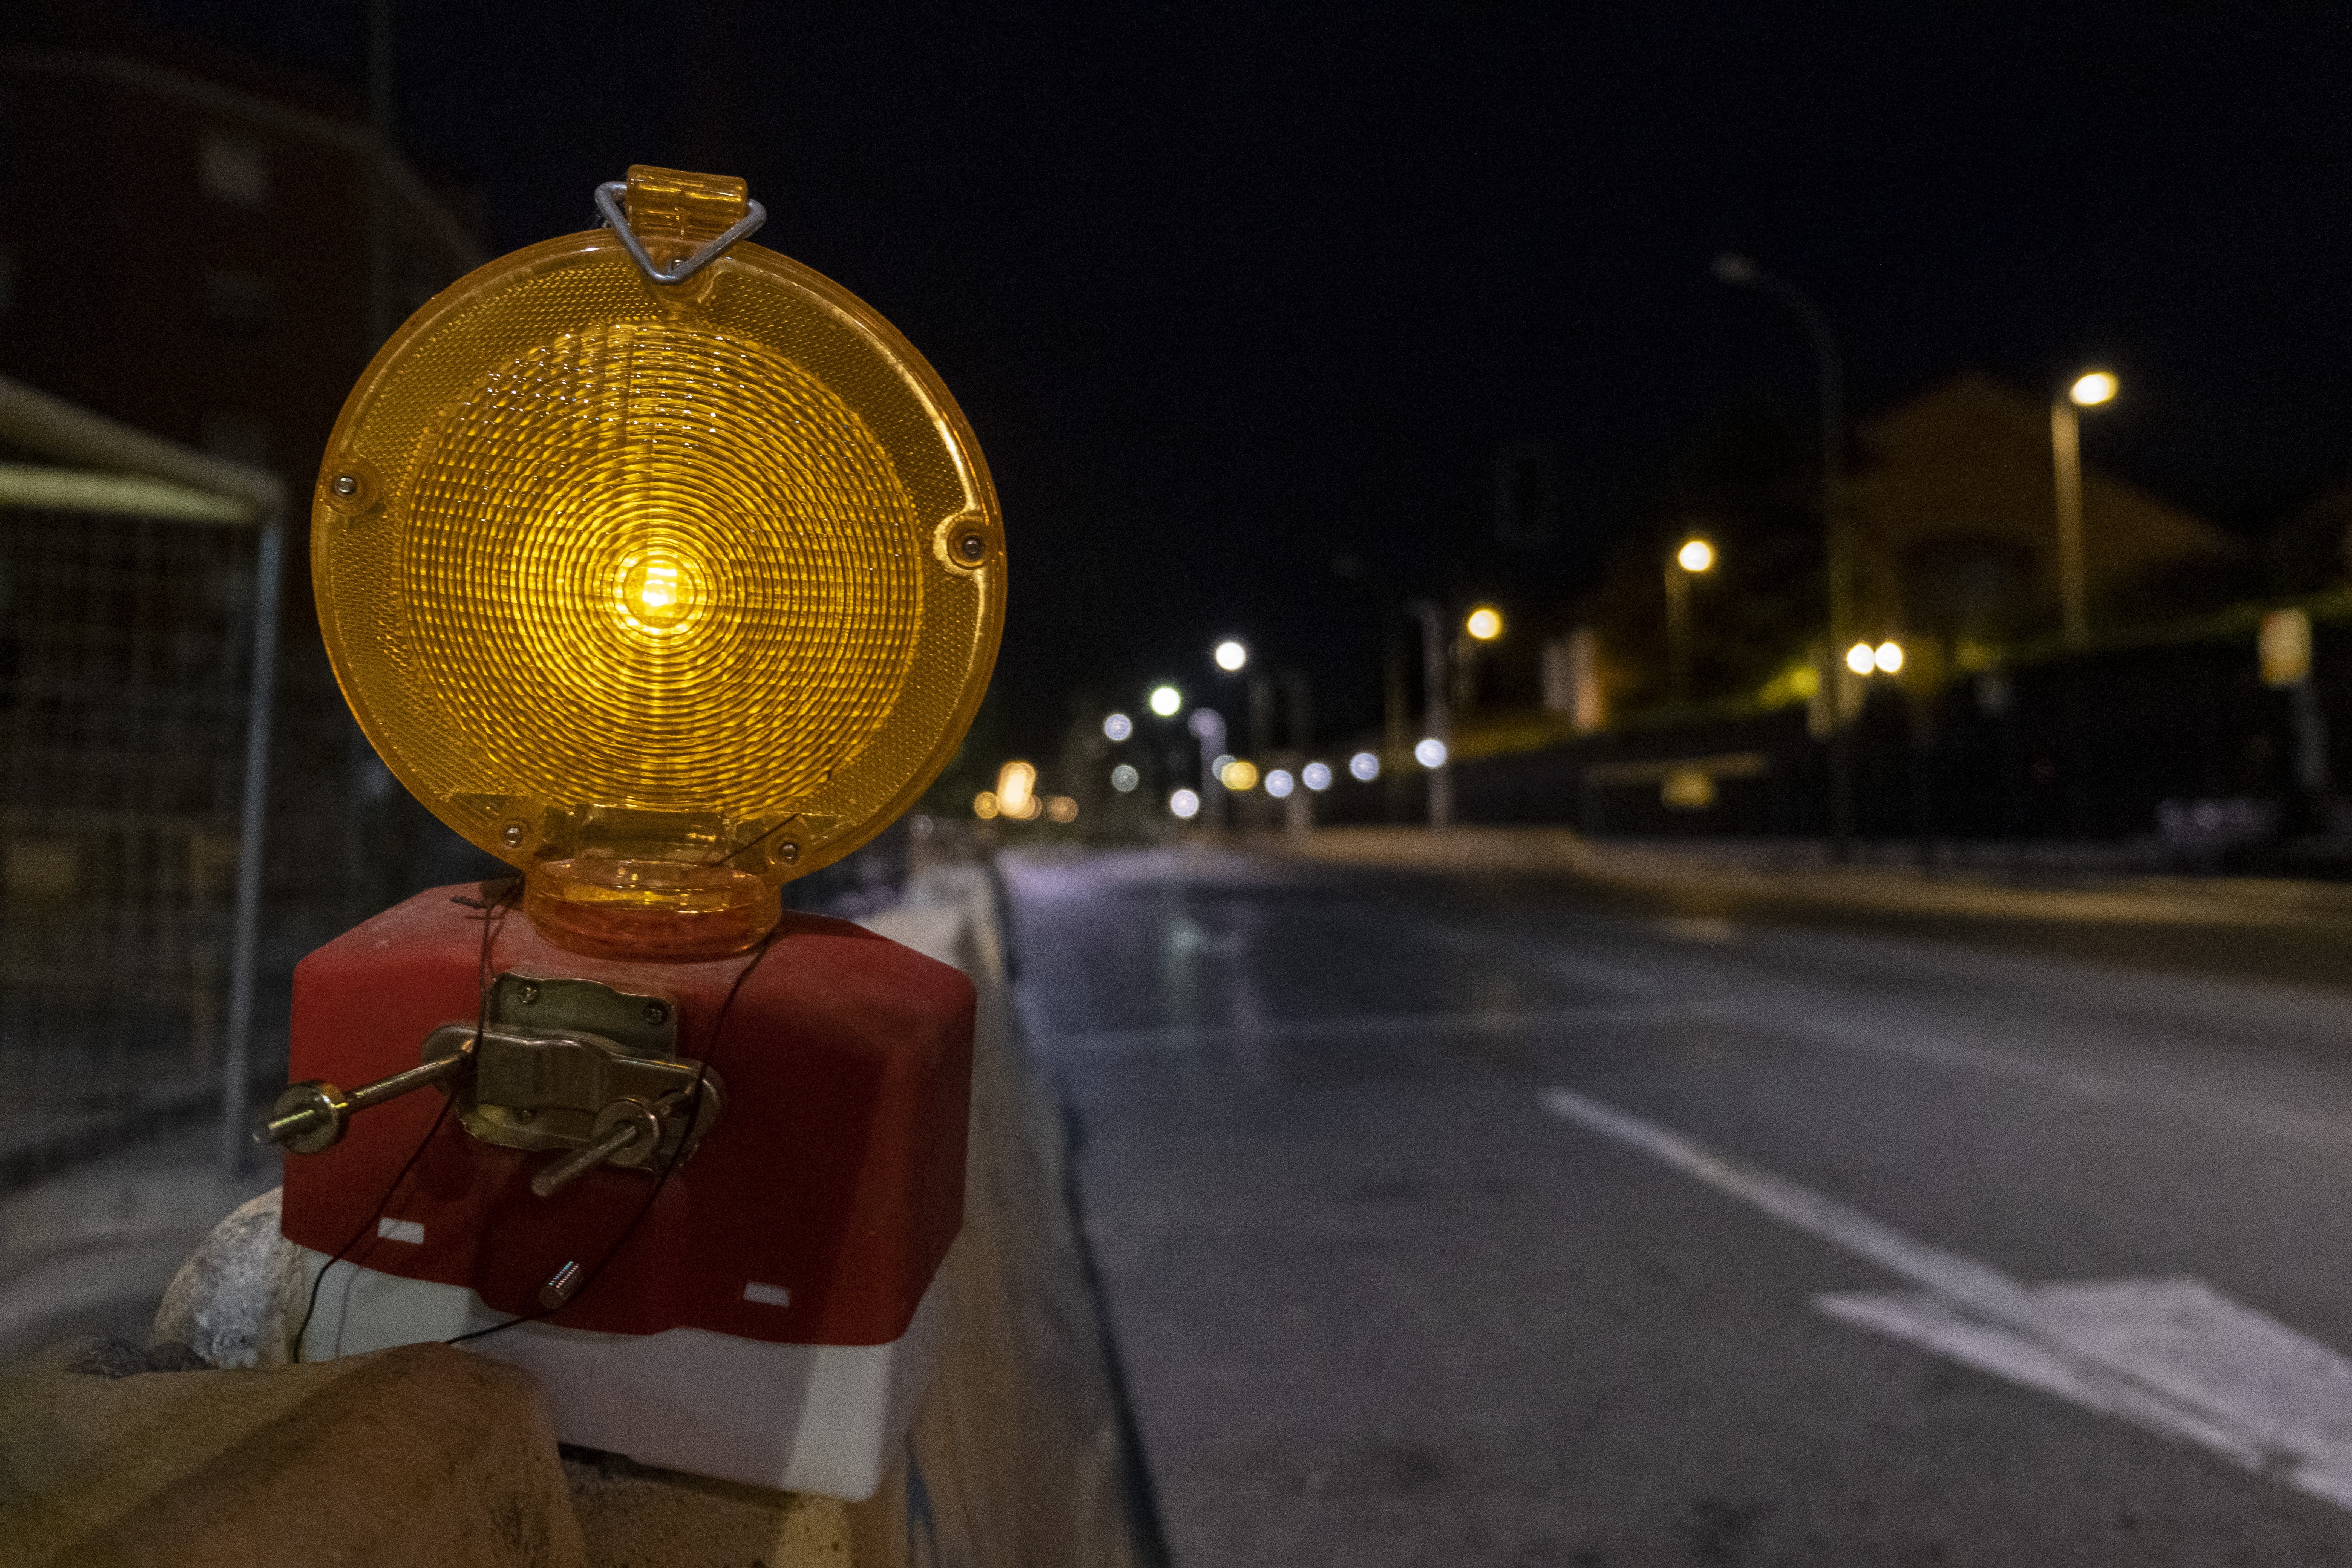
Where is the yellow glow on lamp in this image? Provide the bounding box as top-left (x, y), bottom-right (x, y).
top-left (1846, 642), bottom-right (1878, 676)
top-left (1219, 758), bottom-right (1260, 792)
top-left (1464, 605), bottom-right (1504, 642)
top-left (2070, 371), bottom-right (2118, 407)
top-left (311, 165), bottom-right (1005, 959)
top-left (1874, 640), bottom-right (1904, 674)
top-left (973, 791), bottom-right (1000, 820)
top-left (1677, 538), bottom-right (1715, 574)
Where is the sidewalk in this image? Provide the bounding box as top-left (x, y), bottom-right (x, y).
top-left (1271, 825), bottom-right (2352, 933)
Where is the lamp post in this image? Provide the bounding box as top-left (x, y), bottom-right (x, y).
top-left (1665, 537), bottom-right (1714, 704)
top-left (2052, 370), bottom-right (2116, 649)
top-left (1714, 252), bottom-right (1852, 856)
top-left (1406, 599), bottom-right (1452, 829)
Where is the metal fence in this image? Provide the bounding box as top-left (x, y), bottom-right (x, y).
top-left (0, 500), bottom-right (282, 1183)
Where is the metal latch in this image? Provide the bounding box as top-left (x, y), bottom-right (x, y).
top-left (256, 973), bottom-right (723, 1196)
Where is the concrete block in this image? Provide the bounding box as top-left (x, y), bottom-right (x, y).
top-left (0, 1337), bottom-right (586, 1567)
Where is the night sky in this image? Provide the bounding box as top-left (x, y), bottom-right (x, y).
top-left (138, 2), bottom-right (2352, 753)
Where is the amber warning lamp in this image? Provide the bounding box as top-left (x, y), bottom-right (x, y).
top-left (263, 168), bottom-right (1000, 1501)
top-left (314, 163), bottom-right (1002, 960)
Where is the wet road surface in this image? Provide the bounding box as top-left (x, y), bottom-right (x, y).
top-left (1004, 846), bottom-right (2352, 1567)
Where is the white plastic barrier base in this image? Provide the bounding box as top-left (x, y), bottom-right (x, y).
top-left (297, 1247), bottom-right (946, 1501)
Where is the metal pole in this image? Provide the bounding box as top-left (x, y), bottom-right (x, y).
top-left (1408, 600), bottom-right (1452, 829)
top-left (1715, 256), bottom-right (1850, 856)
top-left (1666, 555), bottom-right (1691, 704)
top-left (2051, 400), bottom-right (2086, 648)
top-left (221, 511), bottom-right (285, 1173)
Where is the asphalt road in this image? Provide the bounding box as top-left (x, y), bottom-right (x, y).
top-left (1003, 845), bottom-right (2352, 1567)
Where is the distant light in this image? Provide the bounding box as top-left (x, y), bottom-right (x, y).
top-left (996, 760), bottom-right (1038, 819)
top-left (1212, 752), bottom-right (1236, 777)
top-left (2070, 370), bottom-right (2118, 407)
top-left (1874, 640), bottom-right (1904, 674)
top-left (1214, 639), bottom-right (1248, 672)
top-left (1846, 642), bottom-right (1878, 676)
top-left (1046, 795), bottom-right (1079, 824)
top-left (1111, 764), bottom-right (1139, 793)
top-left (1169, 788), bottom-right (1200, 820)
top-left (1414, 737), bottom-right (1448, 769)
top-left (1148, 684), bottom-right (1182, 717)
top-left (1302, 761), bottom-right (1333, 792)
top-left (973, 790), bottom-right (999, 820)
top-left (1677, 538), bottom-right (1715, 574)
top-left (1102, 711), bottom-right (1133, 741)
top-left (1348, 750), bottom-right (1381, 782)
top-left (1464, 605), bottom-right (1504, 642)
top-left (1265, 768), bottom-right (1295, 799)
top-left (1219, 758), bottom-right (1259, 792)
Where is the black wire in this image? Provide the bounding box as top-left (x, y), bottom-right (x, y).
top-left (291, 879), bottom-right (516, 1362)
top-left (447, 920), bottom-right (782, 1346)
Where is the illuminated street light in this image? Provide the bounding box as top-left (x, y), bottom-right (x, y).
top-left (1148, 684), bottom-right (1182, 717)
top-left (1349, 750), bottom-right (1381, 782)
top-left (1169, 788), bottom-right (1201, 820)
top-left (1111, 764), bottom-right (1139, 792)
top-left (1666, 536), bottom-right (1718, 702)
top-left (1846, 642), bottom-right (1878, 677)
top-left (1219, 758), bottom-right (1260, 792)
top-left (1214, 639), bottom-right (1248, 672)
top-left (973, 790), bottom-right (999, 819)
top-left (2053, 369), bottom-right (2119, 648)
top-left (2070, 371), bottom-right (2118, 407)
top-left (1464, 605), bottom-right (1504, 642)
top-left (1265, 769), bottom-right (1295, 799)
top-left (1414, 737), bottom-right (1448, 769)
top-left (1302, 761), bottom-right (1333, 791)
top-left (1874, 640), bottom-right (1903, 674)
top-left (1102, 711), bottom-right (1133, 741)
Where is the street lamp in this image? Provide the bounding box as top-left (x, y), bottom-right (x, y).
top-left (1464, 605), bottom-right (1504, 642)
top-left (1213, 638), bottom-right (1248, 672)
top-left (1666, 536), bottom-right (1715, 704)
top-left (1147, 684), bottom-right (1182, 718)
top-left (1406, 599), bottom-right (1452, 829)
top-left (1715, 251), bottom-right (1853, 857)
top-left (2052, 369), bottom-right (2117, 649)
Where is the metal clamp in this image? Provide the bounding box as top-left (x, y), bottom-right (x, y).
top-left (594, 180), bottom-right (767, 286)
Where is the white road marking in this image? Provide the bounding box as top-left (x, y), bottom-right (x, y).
top-left (1540, 1085), bottom-right (2352, 1512)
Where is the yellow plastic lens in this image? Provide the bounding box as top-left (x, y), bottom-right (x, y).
top-left (312, 167), bottom-right (1004, 957)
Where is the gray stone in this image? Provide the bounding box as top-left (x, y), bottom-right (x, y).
top-left (150, 1186), bottom-right (305, 1369)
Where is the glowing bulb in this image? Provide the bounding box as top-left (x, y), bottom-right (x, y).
top-left (1148, 684), bottom-right (1182, 717)
top-left (1046, 795), bottom-right (1079, 823)
top-left (2070, 371), bottom-right (2118, 407)
top-left (996, 760), bottom-right (1037, 818)
top-left (1265, 769), bottom-right (1295, 799)
top-left (1465, 606), bottom-right (1504, 642)
top-left (1414, 737), bottom-right (1448, 769)
top-left (1677, 538), bottom-right (1715, 573)
top-left (973, 790), bottom-right (999, 820)
top-left (1874, 640), bottom-right (1904, 674)
top-left (1302, 761), bottom-right (1332, 791)
top-left (1214, 639), bottom-right (1248, 672)
top-left (1111, 764), bottom-right (1139, 792)
top-left (616, 553), bottom-right (696, 632)
top-left (1846, 642), bottom-right (1877, 676)
top-left (1169, 788), bottom-right (1201, 820)
top-left (1220, 758), bottom-right (1259, 792)
top-left (1349, 750), bottom-right (1381, 782)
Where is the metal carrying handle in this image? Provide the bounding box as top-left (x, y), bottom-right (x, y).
top-left (594, 181), bottom-right (767, 286)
